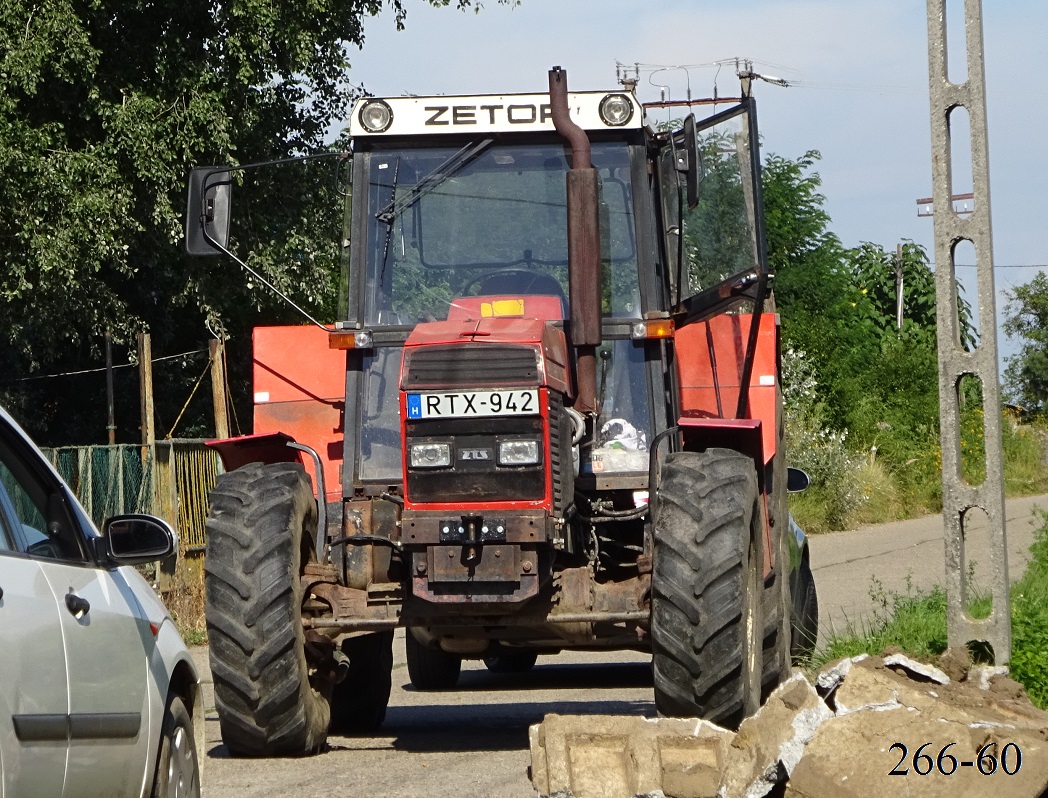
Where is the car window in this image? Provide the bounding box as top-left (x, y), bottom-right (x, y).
top-left (0, 435), bottom-right (86, 562)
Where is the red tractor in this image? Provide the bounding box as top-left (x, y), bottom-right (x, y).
top-left (186, 67), bottom-right (817, 756)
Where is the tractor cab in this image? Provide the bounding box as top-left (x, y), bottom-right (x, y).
top-left (345, 97), bottom-right (655, 500)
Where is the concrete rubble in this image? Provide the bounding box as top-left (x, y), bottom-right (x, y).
top-left (529, 650), bottom-right (1048, 798)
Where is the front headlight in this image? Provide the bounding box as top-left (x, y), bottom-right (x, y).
top-left (498, 439), bottom-right (540, 466)
top-left (409, 442), bottom-right (451, 468)
top-left (358, 99), bottom-right (393, 133)
top-left (599, 93), bottom-right (634, 127)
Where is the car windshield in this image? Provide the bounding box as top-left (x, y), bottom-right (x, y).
top-left (363, 140), bottom-right (640, 325)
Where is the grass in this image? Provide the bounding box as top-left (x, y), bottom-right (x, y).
top-left (791, 414), bottom-right (1048, 533)
top-left (810, 510), bottom-right (1048, 711)
top-left (1002, 418), bottom-right (1048, 497)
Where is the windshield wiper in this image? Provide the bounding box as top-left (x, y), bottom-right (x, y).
top-left (377, 156), bottom-right (402, 282)
top-left (375, 138), bottom-right (493, 224)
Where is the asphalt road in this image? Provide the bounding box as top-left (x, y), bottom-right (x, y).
top-left (808, 492), bottom-right (1048, 645)
top-left (195, 493), bottom-right (1048, 797)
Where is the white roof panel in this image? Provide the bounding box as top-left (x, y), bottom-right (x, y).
top-left (350, 91), bottom-right (644, 137)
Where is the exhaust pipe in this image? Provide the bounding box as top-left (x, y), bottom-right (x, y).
top-left (548, 66), bottom-right (602, 414)
top-left (549, 66), bottom-right (591, 169)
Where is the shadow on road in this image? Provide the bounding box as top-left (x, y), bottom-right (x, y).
top-left (377, 662), bottom-right (656, 753)
top-left (205, 661), bottom-right (657, 759)
top-left (400, 661), bottom-right (654, 694)
top-left (378, 697), bottom-right (655, 753)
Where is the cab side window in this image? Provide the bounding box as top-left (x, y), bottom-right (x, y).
top-left (0, 437), bottom-right (85, 562)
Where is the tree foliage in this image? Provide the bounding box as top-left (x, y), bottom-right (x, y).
top-left (0, 0), bottom-right (510, 443)
top-left (1003, 271), bottom-right (1048, 416)
top-left (762, 153), bottom-right (946, 490)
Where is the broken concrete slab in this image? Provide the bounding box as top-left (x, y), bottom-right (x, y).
top-left (883, 652), bottom-right (951, 684)
top-left (813, 654), bottom-right (868, 697)
top-left (721, 674), bottom-right (834, 798)
top-left (786, 702), bottom-right (1048, 798)
top-left (530, 655), bottom-right (1048, 798)
top-left (530, 714), bottom-right (733, 798)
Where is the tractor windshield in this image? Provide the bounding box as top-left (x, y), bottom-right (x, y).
top-left (362, 140), bottom-right (640, 325)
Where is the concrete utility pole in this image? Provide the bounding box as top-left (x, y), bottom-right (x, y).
top-left (895, 243), bottom-right (904, 330)
top-left (927, 0), bottom-right (1010, 663)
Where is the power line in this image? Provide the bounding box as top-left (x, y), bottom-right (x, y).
top-left (2, 348), bottom-right (208, 385)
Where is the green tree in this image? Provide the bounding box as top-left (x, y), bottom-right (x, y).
top-left (846, 241), bottom-right (976, 348)
top-left (0, 0), bottom-right (512, 444)
top-left (1003, 271), bottom-right (1048, 416)
top-left (760, 149), bottom-right (873, 430)
top-left (760, 159), bottom-right (945, 486)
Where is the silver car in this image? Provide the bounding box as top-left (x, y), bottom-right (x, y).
top-left (0, 406), bottom-right (202, 797)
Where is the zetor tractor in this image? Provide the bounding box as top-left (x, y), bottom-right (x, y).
top-left (185, 66), bottom-right (818, 756)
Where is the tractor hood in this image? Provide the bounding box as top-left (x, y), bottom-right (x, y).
top-left (402, 317), bottom-right (572, 397)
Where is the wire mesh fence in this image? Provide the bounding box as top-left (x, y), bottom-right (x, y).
top-left (47, 445), bottom-right (153, 523)
top-left (42, 440), bottom-right (222, 555)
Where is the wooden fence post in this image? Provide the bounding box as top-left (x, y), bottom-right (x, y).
top-left (209, 338), bottom-right (230, 440)
top-left (138, 333), bottom-right (155, 450)
top-left (154, 441), bottom-right (178, 594)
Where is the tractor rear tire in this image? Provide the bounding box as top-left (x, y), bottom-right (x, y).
top-left (406, 630), bottom-right (462, 690)
top-left (330, 631), bottom-right (394, 733)
top-left (651, 449), bottom-right (765, 729)
top-left (204, 462), bottom-right (330, 757)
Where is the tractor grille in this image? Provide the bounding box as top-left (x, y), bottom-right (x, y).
top-left (548, 391), bottom-right (573, 516)
top-left (403, 344), bottom-right (539, 389)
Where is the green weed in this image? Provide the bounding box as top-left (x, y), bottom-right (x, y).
top-left (812, 511), bottom-right (1048, 711)
top-left (791, 412), bottom-right (1048, 533)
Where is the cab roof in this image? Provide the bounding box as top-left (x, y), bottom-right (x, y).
top-left (349, 91), bottom-right (645, 138)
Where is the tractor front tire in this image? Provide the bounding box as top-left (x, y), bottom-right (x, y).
top-left (651, 449), bottom-right (765, 729)
top-left (405, 630), bottom-right (462, 690)
top-left (330, 631), bottom-right (394, 733)
top-left (204, 462), bottom-right (330, 757)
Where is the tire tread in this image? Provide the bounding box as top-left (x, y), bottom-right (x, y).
top-left (204, 462), bottom-right (329, 757)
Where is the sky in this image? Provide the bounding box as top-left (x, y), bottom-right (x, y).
top-left (343, 0), bottom-right (1047, 367)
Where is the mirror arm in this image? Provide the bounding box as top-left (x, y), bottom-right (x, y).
top-left (86, 535), bottom-right (116, 568)
top-left (208, 235), bottom-right (335, 333)
top-left (187, 153), bottom-right (349, 332)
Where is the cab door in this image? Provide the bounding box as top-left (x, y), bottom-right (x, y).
top-left (657, 97), bottom-right (773, 422)
top-left (658, 98), bottom-right (768, 322)
top-left (0, 491), bottom-right (70, 798)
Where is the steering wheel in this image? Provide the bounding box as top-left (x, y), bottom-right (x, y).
top-left (461, 268), bottom-right (566, 298)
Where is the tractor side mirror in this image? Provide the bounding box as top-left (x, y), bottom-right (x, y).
top-left (185, 167), bottom-right (232, 256)
top-left (682, 114), bottom-right (701, 210)
top-left (787, 467), bottom-right (811, 493)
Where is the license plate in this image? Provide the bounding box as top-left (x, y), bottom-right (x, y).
top-left (406, 388), bottom-right (539, 419)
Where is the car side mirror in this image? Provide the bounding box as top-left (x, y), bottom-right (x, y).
top-left (185, 167), bottom-right (232, 256)
top-left (787, 467), bottom-right (811, 493)
top-left (102, 514), bottom-right (176, 565)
